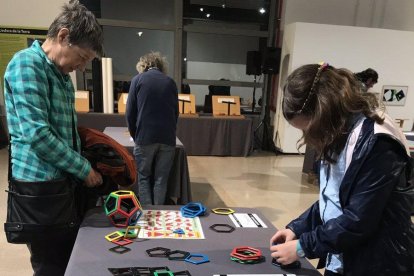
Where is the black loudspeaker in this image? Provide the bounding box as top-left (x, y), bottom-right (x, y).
top-left (262, 47), bottom-right (281, 74)
top-left (246, 51), bottom-right (262, 75)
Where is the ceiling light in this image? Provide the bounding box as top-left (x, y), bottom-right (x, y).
top-left (259, 8), bottom-right (266, 14)
top-left (183, 57), bottom-right (187, 61)
top-left (200, 7), bottom-right (204, 12)
top-left (206, 13), bottom-right (211, 18)
top-left (137, 31), bottom-right (143, 37)
top-left (222, 4), bottom-right (225, 8)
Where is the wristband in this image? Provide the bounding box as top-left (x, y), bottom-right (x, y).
top-left (296, 240), bottom-right (305, 258)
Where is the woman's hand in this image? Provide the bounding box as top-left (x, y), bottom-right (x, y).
top-left (84, 168), bottom-right (103, 187)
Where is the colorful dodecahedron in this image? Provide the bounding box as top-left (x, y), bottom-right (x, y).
top-left (104, 190), bottom-right (143, 227)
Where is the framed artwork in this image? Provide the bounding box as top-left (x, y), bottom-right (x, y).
top-left (381, 85), bottom-right (408, 106)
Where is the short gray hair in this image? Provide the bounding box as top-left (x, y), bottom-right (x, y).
top-left (47, 0), bottom-right (104, 57)
top-left (136, 52), bottom-right (168, 74)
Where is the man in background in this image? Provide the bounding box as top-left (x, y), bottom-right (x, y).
top-left (126, 52), bottom-right (178, 205)
top-left (355, 68), bottom-right (378, 92)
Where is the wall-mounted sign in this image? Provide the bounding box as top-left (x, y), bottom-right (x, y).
top-left (382, 85), bottom-right (409, 106)
top-left (0, 26), bottom-right (47, 88)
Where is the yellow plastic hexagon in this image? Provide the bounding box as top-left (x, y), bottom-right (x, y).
top-left (211, 208), bottom-right (235, 215)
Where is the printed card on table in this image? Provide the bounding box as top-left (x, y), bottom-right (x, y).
top-left (229, 213), bottom-right (267, 228)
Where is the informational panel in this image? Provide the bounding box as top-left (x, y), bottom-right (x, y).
top-left (0, 26), bottom-right (47, 89)
top-left (0, 26), bottom-right (47, 143)
top-left (0, 82), bottom-right (7, 146)
top-left (178, 93), bottom-right (196, 115)
top-left (212, 95), bottom-right (241, 117)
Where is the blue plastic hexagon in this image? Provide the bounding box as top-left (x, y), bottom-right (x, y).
top-left (180, 202), bottom-right (206, 218)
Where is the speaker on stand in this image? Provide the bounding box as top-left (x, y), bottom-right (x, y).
top-left (254, 47), bottom-right (281, 152)
top-left (262, 47), bottom-right (281, 74)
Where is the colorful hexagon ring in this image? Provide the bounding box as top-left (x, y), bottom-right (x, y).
top-left (104, 190), bottom-right (143, 227)
top-left (180, 202), bottom-right (207, 218)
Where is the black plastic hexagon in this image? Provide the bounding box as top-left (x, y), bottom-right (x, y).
top-left (166, 250), bottom-right (191, 261)
top-left (209, 223), bottom-right (235, 233)
top-left (174, 270), bottom-right (192, 276)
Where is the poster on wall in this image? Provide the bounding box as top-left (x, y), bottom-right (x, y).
top-left (381, 85), bottom-right (408, 106)
top-left (0, 26), bottom-right (47, 89)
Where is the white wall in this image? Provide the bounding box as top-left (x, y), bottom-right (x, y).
top-left (0, 0), bottom-right (78, 93)
top-left (0, 0), bottom-right (66, 28)
top-left (283, 0), bottom-right (414, 32)
top-left (0, 0), bottom-right (69, 110)
top-left (274, 22), bottom-right (414, 153)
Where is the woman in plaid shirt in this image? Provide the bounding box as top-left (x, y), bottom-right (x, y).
top-left (4, 1), bottom-right (104, 275)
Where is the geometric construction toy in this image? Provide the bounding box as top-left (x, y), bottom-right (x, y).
top-left (108, 267), bottom-right (180, 275)
top-left (112, 238), bottom-right (133, 246)
top-left (153, 269), bottom-right (174, 276)
top-left (209, 224), bottom-right (235, 233)
top-left (120, 225), bottom-right (141, 239)
top-left (180, 202), bottom-right (206, 218)
top-left (104, 190), bottom-right (143, 227)
top-left (211, 207), bottom-right (235, 215)
top-left (105, 231), bottom-right (125, 242)
top-left (184, 253), bottom-right (210, 265)
top-left (230, 246), bottom-right (265, 264)
top-left (166, 250), bottom-right (191, 261)
top-left (173, 228), bottom-right (185, 235)
top-left (146, 247), bottom-right (171, 257)
top-left (108, 245), bottom-right (131, 255)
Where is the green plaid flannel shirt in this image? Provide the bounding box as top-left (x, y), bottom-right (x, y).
top-left (4, 40), bottom-right (91, 181)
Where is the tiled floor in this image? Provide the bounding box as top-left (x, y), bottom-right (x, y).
top-left (0, 148), bottom-right (322, 275)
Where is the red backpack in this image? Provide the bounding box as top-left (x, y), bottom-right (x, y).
top-left (78, 127), bottom-right (136, 193)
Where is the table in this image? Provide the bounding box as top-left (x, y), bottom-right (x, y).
top-left (103, 127), bottom-right (191, 205)
top-left (404, 131), bottom-right (414, 157)
top-left (65, 206), bottom-right (321, 276)
top-left (77, 113), bottom-right (258, 156)
top-left (77, 112), bottom-right (127, 132)
top-left (403, 132), bottom-right (414, 214)
top-left (177, 116), bottom-right (253, 157)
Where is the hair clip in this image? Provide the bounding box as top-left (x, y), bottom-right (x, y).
top-left (297, 62), bottom-right (329, 114)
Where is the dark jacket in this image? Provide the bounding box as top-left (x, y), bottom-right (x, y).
top-left (287, 118), bottom-right (414, 276)
top-left (126, 68), bottom-right (178, 147)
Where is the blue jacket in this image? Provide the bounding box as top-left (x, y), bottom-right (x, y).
top-left (126, 69), bottom-right (178, 146)
top-left (287, 117), bottom-right (414, 275)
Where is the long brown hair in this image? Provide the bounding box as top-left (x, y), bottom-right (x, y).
top-left (282, 64), bottom-right (383, 163)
